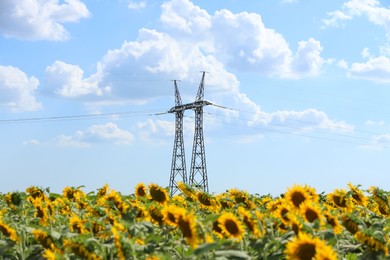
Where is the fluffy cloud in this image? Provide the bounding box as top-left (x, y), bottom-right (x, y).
top-left (361, 134), bottom-right (390, 150)
top-left (323, 0), bottom-right (390, 34)
top-left (161, 0), bottom-right (324, 78)
top-left (0, 0), bottom-right (90, 41)
top-left (348, 55), bottom-right (390, 83)
top-left (0, 65), bottom-right (42, 112)
top-left (128, 1), bottom-right (146, 10)
top-left (56, 122), bottom-right (134, 147)
top-left (45, 60), bottom-right (111, 98)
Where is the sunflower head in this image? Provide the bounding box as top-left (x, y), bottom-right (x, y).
top-left (284, 232), bottom-right (337, 260)
top-left (149, 184), bottom-right (169, 204)
top-left (285, 185), bottom-right (310, 209)
top-left (177, 213), bottom-right (198, 248)
top-left (299, 201), bottom-right (322, 224)
top-left (217, 212), bottom-right (245, 241)
top-left (135, 183), bottom-right (148, 198)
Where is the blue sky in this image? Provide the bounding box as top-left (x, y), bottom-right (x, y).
top-left (2, 0), bottom-right (390, 195)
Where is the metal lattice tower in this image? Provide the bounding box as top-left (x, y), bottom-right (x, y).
top-left (168, 72), bottom-right (211, 195)
top-left (189, 72), bottom-right (209, 192)
top-left (168, 80), bottom-right (187, 196)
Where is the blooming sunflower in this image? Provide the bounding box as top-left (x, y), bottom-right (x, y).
top-left (135, 183), bottom-right (148, 198)
top-left (285, 185), bottom-right (310, 209)
top-left (33, 229), bottom-right (55, 250)
top-left (341, 213), bottom-right (360, 235)
top-left (324, 210), bottom-right (342, 234)
top-left (217, 212), bottom-right (245, 241)
top-left (149, 184), bottom-right (169, 204)
top-left (327, 189), bottom-right (350, 209)
top-left (162, 204), bottom-right (186, 226)
top-left (177, 213), bottom-right (198, 248)
top-left (0, 220), bottom-right (19, 242)
top-left (177, 182), bottom-right (195, 200)
top-left (63, 240), bottom-right (101, 260)
top-left (284, 232), bottom-right (337, 260)
top-left (355, 230), bottom-right (388, 256)
top-left (69, 214), bottom-right (88, 234)
top-left (369, 187), bottom-right (390, 215)
top-left (299, 201), bottom-right (322, 224)
top-left (348, 183), bottom-right (368, 207)
top-left (238, 206), bottom-right (262, 238)
top-left (274, 202), bottom-right (293, 225)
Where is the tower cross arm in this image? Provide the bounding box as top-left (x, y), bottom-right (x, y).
top-left (168, 100), bottom-right (212, 113)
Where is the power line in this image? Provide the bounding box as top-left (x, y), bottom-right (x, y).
top-left (0, 109), bottom-right (167, 125)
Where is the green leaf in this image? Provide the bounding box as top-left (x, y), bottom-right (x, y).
top-left (193, 242), bottom-right (221, 255)
top-left (214, 250), bottom-right (250, 259)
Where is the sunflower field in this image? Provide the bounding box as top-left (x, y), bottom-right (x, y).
top-left (1, 183), bottom-right (390, 259)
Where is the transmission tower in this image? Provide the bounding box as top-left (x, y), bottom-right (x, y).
top-left (168, 72), bottom-right (211, 195)
top-left (168, 80), bottom-right (187, 196)
top-left (189, 72), bottom-right (209, 192)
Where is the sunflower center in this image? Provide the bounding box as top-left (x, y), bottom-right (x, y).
top-left (291, 192), bottom-right (306, 208)
top-left (225, 219), bottom-right (239, 235)
top-left (150, 188), bottom-right (167, 203)
top-left (137, 188), bottom-right (146, 197)
top-left (297, 243), bottom-right (316, 260)
top-left (305, 208), bottom-right (319, 223)
top-left (178, 217), bottom-right (193, 238)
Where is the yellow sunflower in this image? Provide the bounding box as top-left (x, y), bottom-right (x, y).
top-left (285, 185), bottom-right (310, 209)
top-left (348, 183), bottom-right (368, 207)
top-left (69, 214), bottom-right (88, 234)
top-left (285, 232), bottom-right (337, 260)
top-left (299, 201), bottom-right (322, 224)
top-left (149, 184), bottom-right (169, 204)
top-left (327, 189), bottom-right (351, 210)
top-left (135, 183), bottom-right (148, 198)
top-left (324, 210), bottom-right (342, 234)
top-left (274, 202), bottom-right (293, 225)
top-left (355, 230), bottom-right (388, 256)
top-left (33, 229), bottom-right (55, 250)
top-left (177, 213), bottom-right (198, 248)
top-left (238, 206), bottom-right (262, 238)
top-left (341, 214), bottom-right (360, 235)
top-left (63, 240), bottom-right (101, 260)
top-left (177, 182), bottom-right (195, 200)
top-left (162, 204), bottom-right (186, 226)
top-left (217, 212), bottom-right (245, 241)
top-left (0, 220), bottom-right (19, 242)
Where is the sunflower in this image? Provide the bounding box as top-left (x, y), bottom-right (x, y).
top-left (63, 240), bottom-right (101, 260)
top-left (97, 184), bottom-right (109, 198)
top-left (285, 185), bottom-right (310, 209)
top-left (0, 220), bottom-right (19, 242)
top-left (348, 183), bottom-right (368, 207)
top-left (148, 206), bottom-right (164, 225)
top-left (327, 189), bottom-right (350, 209)
top-left (162, 204), bottom-right (186, 226)
top-left (135, 183), bottom-right (148, 198)
top-left (112, 227), bottom-right (126, 260)
top-left (284, 232), bottom-right (337, 260)
top-left (33, 229), bottom-right (55, 250)
top-left (323, 213), bottom-right (342, 235)
top-left (177, 213), bottom-right (198, 248)
top-left (227, 189), bottom-right (254, 209)
top-left (355, 230), bottom-right (388, 255)
top-left (149, 184), bottom-right (169, 204)
top-left (217, 212), bottom-right (245, 241)
top-left (299, 201), bottom-right (322, 224)
top-left (341, 214), bottom-right (360, 235)
top-left (177, 182), bottom-right (195, 200)
top-left (238, 206), bottom-right (262, 238)
top-left (33, 197), bottom-right (49, 225)
top-left (69, 214), bottom-right (88, 234)
top-left (303, 185), bottom-right (319, 203)
top-left (274, 202), bottom-right (293, 225)
top-left (369, 187), bottom-right (390, 215)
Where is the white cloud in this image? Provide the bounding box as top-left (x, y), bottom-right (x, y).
top-left (322, 0), bottom-right (390, 35)
top-left (348, 55), bottom-right (390, 83)
top-left (0, 0), bottom-right (90, 41)
top-left (45, 60), bottom-right (111, 98)
top-left (161, 0), bottom-right (324, 79)
top-left (0, 65), bottom-right (42, 112)
top-left (56, 122), bottom-right (134, 147)
top-left (361, 133), bottom-right (390, 150)
top-left (128, 1), bottom-right (146, 10)
top-left (23, 139), bottom-right (40, 145)
top-left (251, 108), bottom-right (354, 133)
